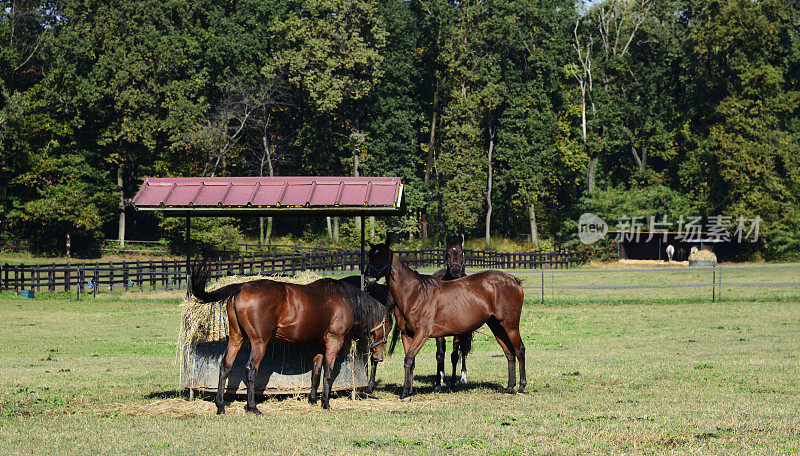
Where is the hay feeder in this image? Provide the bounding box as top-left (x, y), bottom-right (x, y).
top-left (180, 273), bottom-right (369, 399)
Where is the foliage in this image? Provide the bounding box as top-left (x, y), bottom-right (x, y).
top-left (0, 0), bottom-right (798, 259)
top-left (159, 217), bottom-right (244, 254)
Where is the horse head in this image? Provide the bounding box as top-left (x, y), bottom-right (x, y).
top-left (444, 234), bottom-right (465, 278)
top-left (368, 313), bottom-right (392, 362)
top-left (365, 236), bottom-right (393, 285)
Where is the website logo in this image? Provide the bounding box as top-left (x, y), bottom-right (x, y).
top-left (578, 213), bottom-right (608, 245)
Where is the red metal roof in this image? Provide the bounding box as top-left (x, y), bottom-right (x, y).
top-left (132, 177), bottom-right (404, 216)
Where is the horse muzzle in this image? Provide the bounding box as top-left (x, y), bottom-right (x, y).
top-left (372, 348), bottom-right (386, 363)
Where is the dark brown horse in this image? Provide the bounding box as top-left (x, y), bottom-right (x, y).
top-left (191, 262), bottom-right (390, 414)
top-left (338, 275), bottom-right (394, 394)
top-left (431, 235), bottom-right (473, 389)
top-left (366, 237), bottom-right (526, 401)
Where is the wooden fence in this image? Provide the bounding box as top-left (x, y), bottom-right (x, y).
top-left (0, 249), bottom-right (587, 293)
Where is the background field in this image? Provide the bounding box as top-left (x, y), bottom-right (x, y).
top-left (0, 279), bottom-right (798, 455)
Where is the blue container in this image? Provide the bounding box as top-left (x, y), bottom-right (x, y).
top-left (20, 290), bottom-right (35, 298)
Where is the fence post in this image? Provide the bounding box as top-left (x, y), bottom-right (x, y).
top-left (540, 267), bottom-right (544, 305)
top-left (712, 264), bottom-right (716, 303)
top-left (137, 260), bottom-right (143, 291)
top-left (93, 263), bottom-right (99, 297)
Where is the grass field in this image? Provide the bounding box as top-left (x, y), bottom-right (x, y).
top-left (0, 285), bottom-right (799, 454)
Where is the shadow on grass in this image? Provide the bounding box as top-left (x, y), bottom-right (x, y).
top-left (144, 373), bottom-right (505, 405)
top-left (376, 374), bottom-right (504, 396)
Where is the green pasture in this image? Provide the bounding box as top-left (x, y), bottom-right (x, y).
top-left (0, 274), bottom-right (798, 455)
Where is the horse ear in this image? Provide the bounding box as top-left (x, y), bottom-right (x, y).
top-left (445, 235), bottom-right (452, 246)
top-left (385, 233), bottom-right (392, 247)
top-left (458, 234), bottom-right (464, 245)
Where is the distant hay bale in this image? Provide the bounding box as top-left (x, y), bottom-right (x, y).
top-left (179, 271), bottom-right (323, 354)
top-left (689, 249), bottom-right (717, 263)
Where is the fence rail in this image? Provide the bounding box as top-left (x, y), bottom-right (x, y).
top-left (0, 248), bottom-right (588, 293)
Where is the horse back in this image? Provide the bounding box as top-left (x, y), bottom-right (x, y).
top-left (236, 278), bottom-right (354, 344)
top-left (441, 270), bottom-right (523, 316)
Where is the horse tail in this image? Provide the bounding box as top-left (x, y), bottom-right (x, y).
top-left (190, 259), bottom-right (242, 304)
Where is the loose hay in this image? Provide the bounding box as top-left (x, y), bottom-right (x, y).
top-left (117, 395), bottom-right (419, 418)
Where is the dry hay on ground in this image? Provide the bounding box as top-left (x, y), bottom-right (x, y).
top-left (116, 395), bottom-right (425, 418)
top-left (179, 271), bottom-right (323, 351)
top-left (611, 259), bottom-right (689, 267)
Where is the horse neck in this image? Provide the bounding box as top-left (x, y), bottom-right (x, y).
top-left (387, 253), bottom-right (422, 312)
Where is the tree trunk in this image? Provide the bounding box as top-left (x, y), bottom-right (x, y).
top-left (327, 217), bottom-right (333, 240)
top-left (529, 203), bottom-right (539, 249)
top-left (258, 134), bottom-right (275, 247)
top-left (485, 127), bottom-right (495, 248)
top-left (66, 232), bottom-right (71, 258)
top-left (353, 143), bottom-right (361, 235)
top-left (369, 216), bottom-right (375, 239)
top-left (422, 89), bottom-right (439, 240)
top-left (333, 217), bottom-right (340, 242)
top-left (117, 164), bottom-right (125, 248)
top-left (588, 157), bottom-right (596, 193)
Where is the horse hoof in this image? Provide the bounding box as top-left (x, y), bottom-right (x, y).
top-left (322, 402), bottom-right (330, 410)
top-left (216, 408), bottom-right (225, 415)
top-left (503, 388), bottom-right (515, 394)
top-left (400, 396), bottom-right (412, 403)
top-left (246, 407), bottom-right (262, 415)
top-left (309, 398), bottom-right (317, 405)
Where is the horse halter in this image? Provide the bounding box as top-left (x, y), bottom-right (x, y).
top-left (446, 250), bottom-right (465, 275)
top-left (369, 320), bottom-right (387, 348)
top-left (367, 249), bottom-right (395, 282)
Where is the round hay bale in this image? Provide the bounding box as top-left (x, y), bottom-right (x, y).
top-left (688, 249), bottom-right (717, 266)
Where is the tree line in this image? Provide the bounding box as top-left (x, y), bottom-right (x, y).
top-left (0, 0), bottom-right (798, 259)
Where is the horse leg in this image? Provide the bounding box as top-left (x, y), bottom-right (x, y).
top-left (215, 331), bottom-right (244, 415)
top-left (309, 351), bottom-right (324, 405)
top-left (321, 335), bottom-right (345, 410)
top-left (506, 327), bottom-right (527, 394)
top-left (459, 333), bottom-right (471, 385)
top-left (244, 338), bottom-right (268, 415)
top-left (366, 358), bottom-right (378, 395)
top-left (400, 334), bottom-right (428, 402)
top-left (486, 317), bottom-right (516, 394)
top-left (434, 337), bottom-right (446, 390)
top-left (450, 337), bottom-right (460, 388)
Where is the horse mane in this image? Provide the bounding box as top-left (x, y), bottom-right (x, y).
top-left (401, 262), bottom-right (441, 295)
top-left (328, 279), bottom-right (389, 342)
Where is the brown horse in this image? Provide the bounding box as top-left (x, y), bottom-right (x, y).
top-left (190, 262), bottom-right (390, 414)
top-left (366, 237), bottom-right (526, 401)
top-left (338, 275), bottom-right (394, 394)
top-left (431, 235), bottom-right (473, 389)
